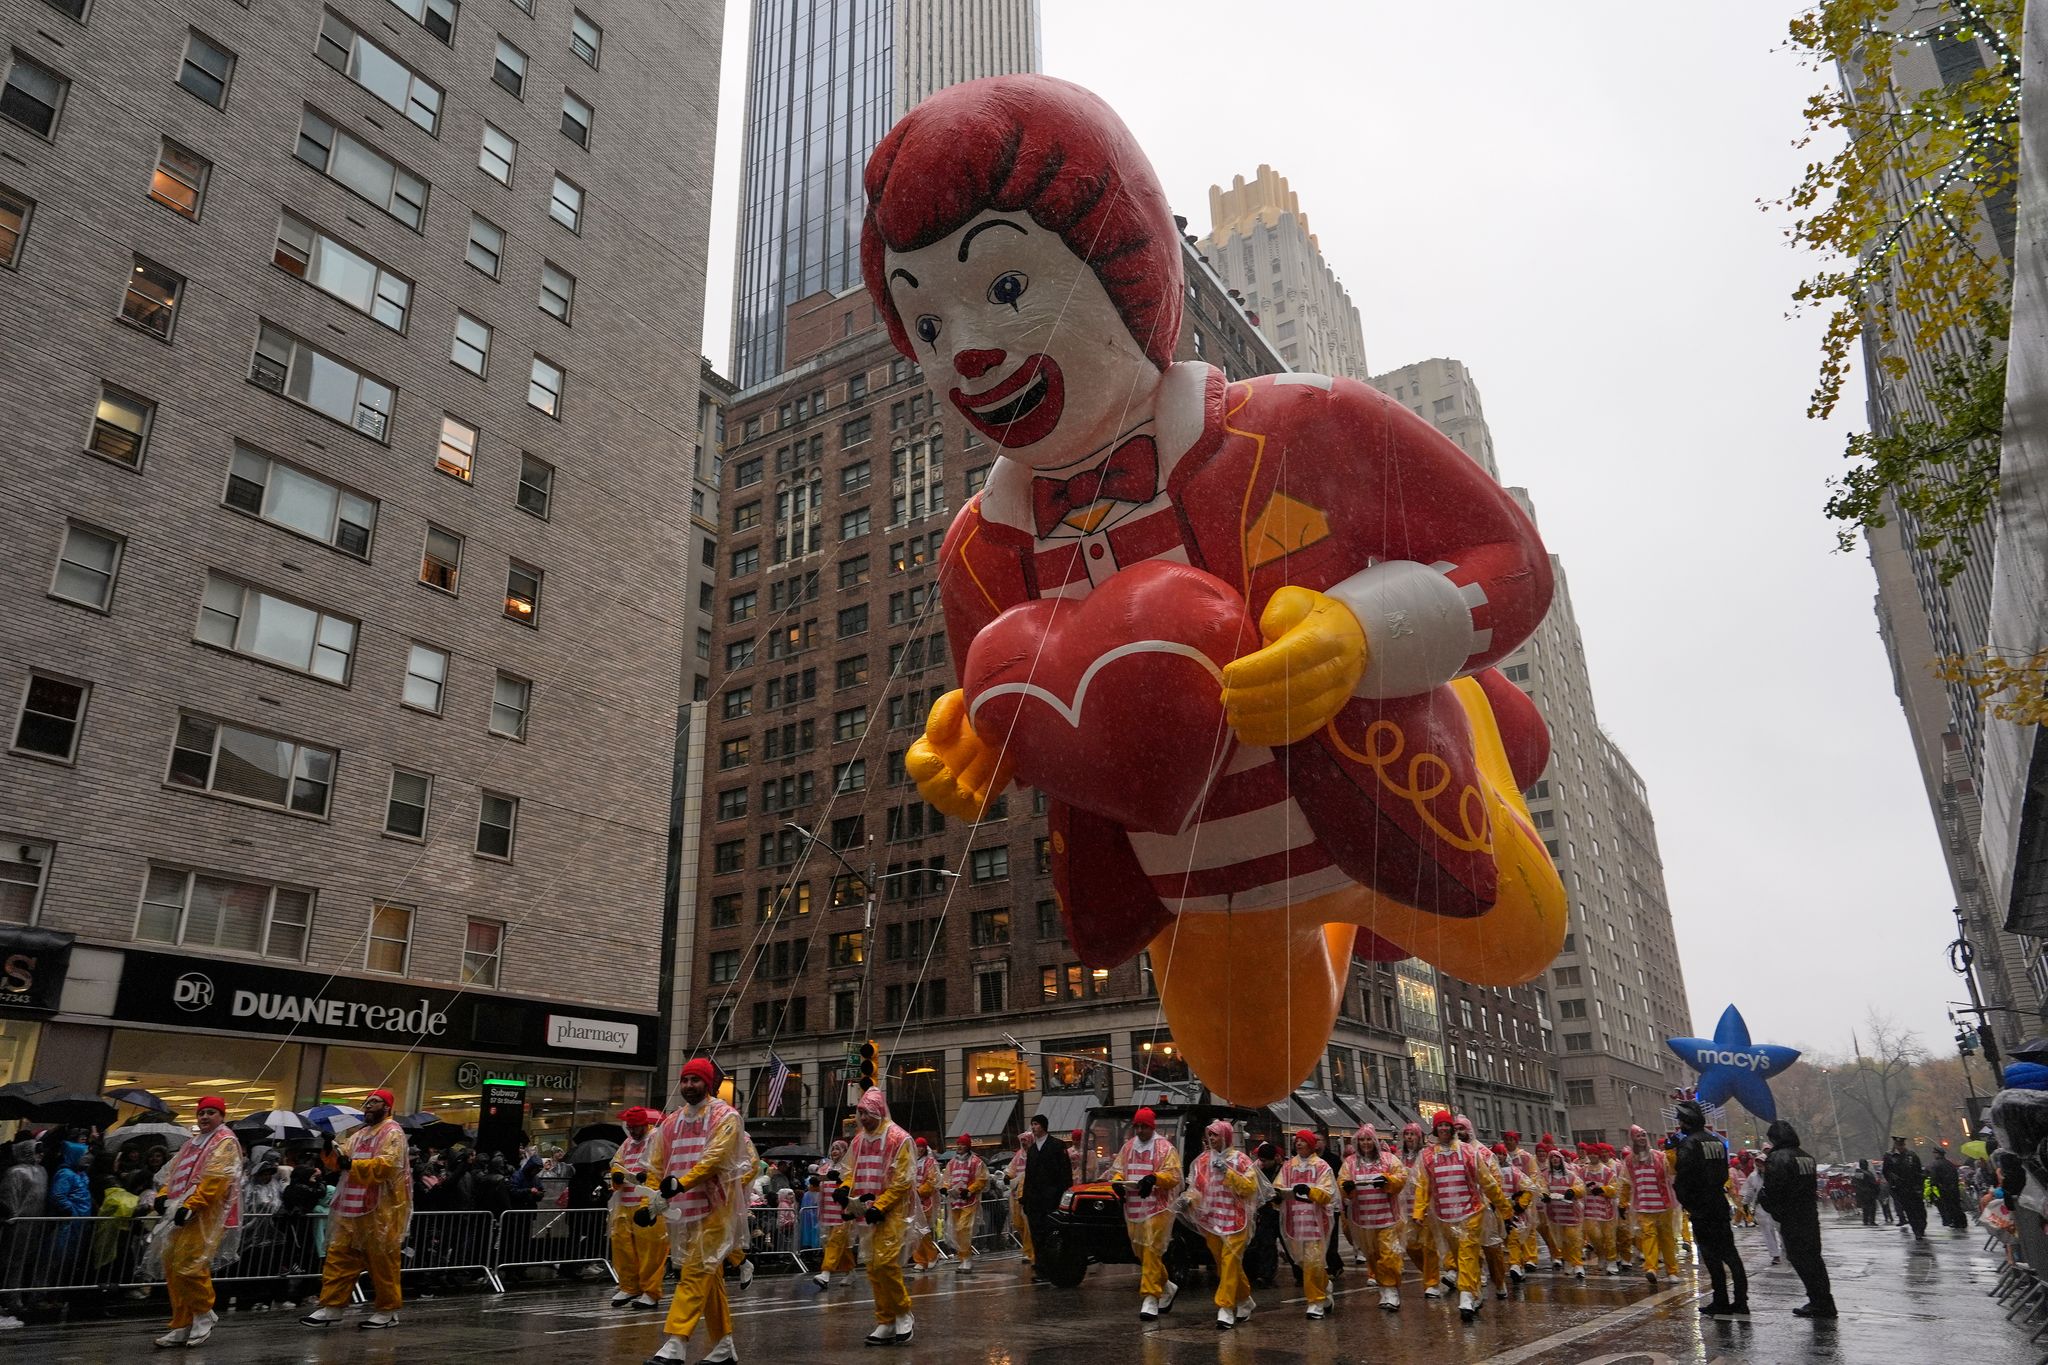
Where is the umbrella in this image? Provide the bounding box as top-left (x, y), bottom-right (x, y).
top-left (564, 1138), bottom-right (619, 1165)
top-left (26, 1092), bottom-right (118, 1128)
top-left (1962, 1139), bottom-right (1990, 1160)
top-left (0, 1079), bottom-right (63, 1121)
top-left (105, 1087), bottom-right (174, 1117)
top-left (762, 1144), bottom-right (821, 1161)
top-left (409, 1121), bottom-right (471, 1149)
top-left (101, 1122), bottom-right (193, 1152)
top-left (302, 1104), bottom-right (365, 1137)
top-left (2010, 1036), bottom-right (2048, 1065)
top-left (232, 1110), bottom-right (315, 1143)
top-left (396, 1111), bottom-right (440, 1130)
top-left (573, 1122), bottom-right (626, 1145)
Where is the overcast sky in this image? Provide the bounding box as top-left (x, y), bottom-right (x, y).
top-left (697, 3), bottom-right (1971, 1062)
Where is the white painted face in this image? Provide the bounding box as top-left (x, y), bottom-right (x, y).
top-left (884, 210), bottom-right (1161, 471)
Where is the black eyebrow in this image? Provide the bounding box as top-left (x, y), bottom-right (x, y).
top-left (889, 267), bottom-right (919, 290)
top-left (958, 218), bottom-right (1027, 261)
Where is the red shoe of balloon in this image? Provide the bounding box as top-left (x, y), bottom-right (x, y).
top-left (866, 75), bottom-right (1567, 1107)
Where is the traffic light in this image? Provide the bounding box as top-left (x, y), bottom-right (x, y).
top-left (859, 1039), bottom-right (880, 1091)
top-left (1957, 1026), bottom-right (1979, 1057)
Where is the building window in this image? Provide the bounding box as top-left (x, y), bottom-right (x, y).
top-left (527, 356), bottom-right (563, 416)
top-left (709, 949), bottom-right (740, 984)
top-left (840, 507), bottom-right (870, 538)
top-left (366, 902), bottom-right (412, 973)
top-left (548, 175), bottom-right (582, 231)
top-left (970, 846), bottom-right (1008, 883)
top-left (2, 52), bottom-right (68, 137)
top-left (476, 791), bottom-right (518, 859)
top-left (316, 12), bottom-right (442, 131)
top-left (121, 256), bottom-right (183, 340)
top-left (569, 10), bottom-right (601, 65)
top-left (226, 445), bottom-right (377, 557)
top-left (294, 108), bottom-right (428, 229)
top-left (167, 714), bottom-right (335, 817)
top-left (387, 0), bottom-right (457, 43)
top-left (462, 919), bottom-right (503, 985)
top-left (386, 768), bottom-right (431, 838)
top-left (970, 907), bottom-right (1010, 947)
top-left (489, 673), bottom-right (531, 739)
top-left (725, 638), bottom-right (754, 669)
top-left (491, 38), bottom-right (527, 95)
top-left (539, 262), bottom-right (574, 321)
top-left (198, 573), bottom-right (357, 682)
top-left (274, 213), bottom-right (411, 330)
top-left (402, 642), bottom-right (449, 712)
top-left (0, 184), bottom-right (28, 266)
top-left (504, 561), bottom-right (541, 624)
top-left (517, 452), bottom-right (553, 516)
top-left (479, 122), bottom-right (516, 183)
top-left (452, 312), bottom-right (492, 376)
top-left (51, 522), bottom-right (123, 610)
top-left (251, 321), bottom-right (395, 440)
top-left (466, 215), bottom-right (504, 276)
top-left (716, 787), bottom-right (746, 820)
top-left (974, 964), bottom-right (1007, 1013)
top-left (709, 893), bottom-right (740, 927)
top-left (419, 525), bottom-right (462, 592)
top-left (149, 140), bottom-right (210, 219)
top-left (834, 759), bottom-right (865, 793)
top-left (1565, 1078), bottom-right (1596, 1107)
top-left (177, 31), bottom-right (235, 107)
top-left (721, 687), bottom-right (751, 720)
top-left (436, 415), bottom-right (478, 481)
top-left (560, 91), bottom-right (592, 147)
top-left (43, 0), bottom-right (89, 22)
top-left (838, 555), bottom-right (870, 590)
top-left (13, 674), bottom-right (88, 762)
top-left (0, 839), bottom-right (51, 924)
top-left (137, 866), bottom-right (313, 961)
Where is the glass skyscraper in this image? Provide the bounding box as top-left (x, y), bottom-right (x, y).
top-left (729, 0), bottom-right (1041, 388)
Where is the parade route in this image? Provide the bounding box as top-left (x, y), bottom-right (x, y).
top-left (6, 1219), bottom-right (2032, 1363)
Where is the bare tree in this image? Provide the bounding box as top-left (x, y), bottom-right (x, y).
top-left (1840, 1012), bottom-right (1929, 1153)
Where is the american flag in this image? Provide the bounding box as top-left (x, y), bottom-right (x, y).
top-left (764, 1052), bottom-right (791, 1114)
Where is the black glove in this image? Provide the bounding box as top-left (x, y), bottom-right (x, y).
top-left (863, 1203), bottom-right (885, 1225)
top-left (660, 1176), bottom-right (684, 1199)
top-left (1292, 1183), bottom-right (1312, 1202)
top-left (153, 1196), bottom-right (168, 1216)
top-left (610, 1171), bottom-right (627, 1186)
top-left (336, 1155), bottom-right (353, 1173)
top-left (1566, 1189), bottom-right (1578, 1201)
top-left (633, 1206), bottom-right (656, 1228)
top-left (1135, 1174), bottom-right (1156, 1198)
top-left (1370, 1175), bottom-right (1388, 1188)
top-left (1341, 1179), bottom-right (1357, 1195)
top-left (832, 1186), bottom-right (851, 1208)
top-left (173, 1206), bottom-right (193, 1226)
top-left (1503, 1215), bottom-right (1519, 1232)
top-left (1110, 1180), bottom-right (1129, 1200)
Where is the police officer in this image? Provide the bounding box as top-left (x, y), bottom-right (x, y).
top-left (1760, 1120), bottom-right (1836, 1320)
top-left (1672, 1100), bottom-right (1746, 1317)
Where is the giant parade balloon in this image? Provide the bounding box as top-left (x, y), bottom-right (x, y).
top-left (867, 74), bottom-right (1568, 1106)
top-left (1666, 1005), bottom-right (1802, 1122)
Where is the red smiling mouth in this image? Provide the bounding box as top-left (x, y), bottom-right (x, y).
top-left (951, 354), bottom-right (1065, 449)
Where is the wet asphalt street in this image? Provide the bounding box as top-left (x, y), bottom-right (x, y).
top-left (6, 1217), bottom-right (2033, 1363)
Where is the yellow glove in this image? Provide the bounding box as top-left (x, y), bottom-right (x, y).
top-left (906, 690), bottom-right (1014, 822)
top-left (1219, 587), bottom-right (1367, 746)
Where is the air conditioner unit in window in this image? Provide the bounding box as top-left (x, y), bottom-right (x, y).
top-left (355, 408), bottom-right (387, 439)
top-left (251, 358), bottom-right (287, 392)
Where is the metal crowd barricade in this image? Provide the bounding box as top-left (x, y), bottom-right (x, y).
top-left (747, 1201), bottom-right (810, 1274)
top-left (393, 1209), bottom-right (503, 1295)
top-left (0, 1215), bottom-right (131, 1296)
top-left (492, 1205), bottom-right (613, 1282)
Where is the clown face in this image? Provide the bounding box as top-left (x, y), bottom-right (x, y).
top-left (883, 210), bottom-right (1160, 469)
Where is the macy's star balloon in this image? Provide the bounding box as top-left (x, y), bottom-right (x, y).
top-left (1667, 1005), bottom-right (1802, 1121)
top-left (866, 74), bottom-right (1568, 1107)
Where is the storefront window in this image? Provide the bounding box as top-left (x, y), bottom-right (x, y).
top-left (887, 1051), bottom-right (943, 1138)
top-left (319, 1046), bottom-right (421, 1115)
top-left (105, 1028), bottom-right (300, 1122)
top-left (575, 1066), bottom-right (647, 1133)
top-left (964, 1046), bottom-right (1030, 1097)
top-left (1, 1019), bottom-right (39, 1134)
top-left (1133, 1031), bottom-right (1189, 1084)
top-left (1042, 1036), bottom-right (1108, 1093)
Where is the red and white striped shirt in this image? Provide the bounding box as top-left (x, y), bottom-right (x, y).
top-left (1420, 1143), bottom-right (1482, 1222)
top-left (613, 1132), bottom-right (652, 1208)
top-left (1626, 1150), bottom-right (1675, 1215)
top-left (1340, 1150), bottom-right (1404, 1228)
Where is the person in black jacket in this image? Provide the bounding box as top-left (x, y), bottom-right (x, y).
top-left (1020, 1115), bottom-right (1072, 1280)
top-left (1852, 1160), bottom-right (1880, 1224)
top-left (1927, 1150), bottom-right (1967, 1229)
top-left (1671, 1100), bottom-right (1747, 1316)
top-left (1760, 1120), bottom-right (1835, 1319)
top-left (1881, 1137), bottom-right (1927, 1241)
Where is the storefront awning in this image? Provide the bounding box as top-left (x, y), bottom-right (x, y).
top-left (1032, 1093), bottom-right (1095, 1138)
top-left (1267, 1093), bottom-right (1320, 1130)
top-left (1130, 1082), bottom-right (1205, 1109)
top-left (946, 1094), bottom-right (1020, 1141)
top-left (1297, 1089), bottom-right (1357, 1131)
top-left (1364, 1098), bottom-right (1411, 1130)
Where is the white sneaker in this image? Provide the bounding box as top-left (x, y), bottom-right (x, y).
top-left (1353, 1253), bottom-right (1368, 1266)
top-left (299, 1307), bottom-right (344, 1326)
top-left (865, 1322), bottom-right (896, 1346)
top-left (1234, 1297), bottom-right (1254, 1323)
top-left (1379, 1287), bottom-right (1400, 1310)
top-left (738, 1260), bottom-right (754, 1288)
top-left (1424, 1285), bottom-right (1443, 1299)
top-left (1138, 1295), bottom-right (1159, 1321)
top-left (1574, 1266), bottom-right (1586, 1281)
top-left (957, 1260), bottom-right (974, 1274)
top-left (361, 1311), bottom-right (399, 1329)
top-left (1441, 1270), bottom-right (1459, 1289)
top-left (1305, 1302), bottom-right (1327, 1319)
top-left (813, 1272), bottom-right (831, 1289)
top-left (648, 1339), bottom-right (688, 1363)
top-left (633, 1294), bottom-right (659, 1308)
top-left (702, 1335), bottom-right (737, 1363)
top-left (185, 1311), bottom-right (217, 1345)
top-left (892, 1313), bottom-right (914, 1344)
top-left (0, 1316), bottom-right (24, 1331)
top-left (1216, 1308), bottom-right (1235, 1330)
top-left (1458, 1290), bottom-right (1477, 1321)
top-left (1158, 1280), bottom-right (1179, 1313)
top-left (155, 1327), bottom-right (190, 1348)
top-left (611, 1292), bottom-right (634, 1308)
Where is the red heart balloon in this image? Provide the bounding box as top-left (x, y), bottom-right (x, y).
top-left (962, 561), bottom-right (1258, 834)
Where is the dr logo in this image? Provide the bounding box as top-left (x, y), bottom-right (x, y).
top-left (173, 972), bottom-right (215, 1011)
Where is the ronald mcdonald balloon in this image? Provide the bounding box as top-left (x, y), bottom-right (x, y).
top-left (870, 74), bottom-right (1567, 1107)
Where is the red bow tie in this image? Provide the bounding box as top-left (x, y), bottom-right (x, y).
top-left (1031, 435), bottom-right (1160, 537)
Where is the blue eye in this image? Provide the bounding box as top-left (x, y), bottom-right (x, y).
top-left (987, 272), bottom-right (1028, 308)
top-left (915, 315), bottom-right (940, 345)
